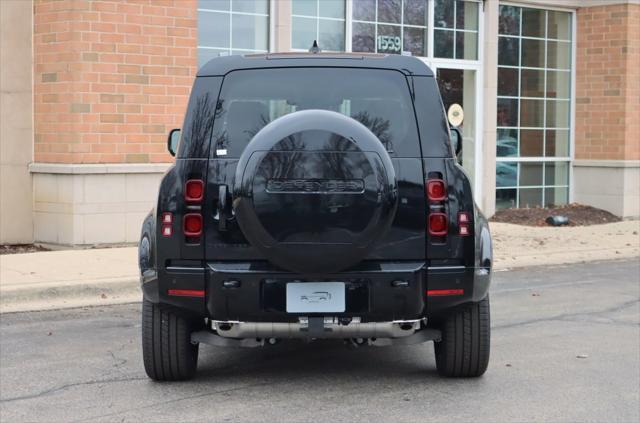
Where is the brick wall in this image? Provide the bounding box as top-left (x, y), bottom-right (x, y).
top-left (575, 3), bottom-right (640, 161)
top-left (34, 0), bottom-right (197, 164)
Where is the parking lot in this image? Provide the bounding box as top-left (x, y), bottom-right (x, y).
top-left (1, 259), bottom-right (639, 422)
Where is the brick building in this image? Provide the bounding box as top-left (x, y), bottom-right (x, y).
top-left (1, 0), bottom-right (638, 245)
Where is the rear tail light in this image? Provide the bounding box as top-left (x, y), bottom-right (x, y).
top-left (185, 179), bottom-right (204, 203)
top-left (428, 213), bottom-right (448, 236)
top-left (458, 212), bottom-right (471, 236)
top-left (168, 289), bottom-right (205, 298)
top-left (426, 179), bottom-right (447, 201)
top-left (161, 225), bottom-right (173, 237)
top-left (183, 213), bottom-right (203, 237)
top-left (161, 212), bottom-right (173, 237)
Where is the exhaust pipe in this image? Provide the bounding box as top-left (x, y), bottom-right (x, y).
top-left (212, 318), bottom-right (421, 339)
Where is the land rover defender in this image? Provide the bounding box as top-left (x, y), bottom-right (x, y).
top-left (139, 53), bottom-right (492, 381)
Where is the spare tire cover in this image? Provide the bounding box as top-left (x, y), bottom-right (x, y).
top-left (233, 109), bottom-right (398, 274)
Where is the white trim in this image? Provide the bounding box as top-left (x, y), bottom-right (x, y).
top-left (29, 163), bottom-right (172, 175)
top-left (496, 156), bottom-right (571, 162)
top-left (500, 1), bottom-right (577, 13)
top-left (569, 7), bottom-right (576, 203)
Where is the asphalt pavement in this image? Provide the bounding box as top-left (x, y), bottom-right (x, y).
top-left (1, 259), bottom-right (639, 422)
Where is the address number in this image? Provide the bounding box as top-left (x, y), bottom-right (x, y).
top-left (377, 35), bottom-right (401, 52)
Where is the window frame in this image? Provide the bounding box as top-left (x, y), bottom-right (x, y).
top-left (290, 0), bottom-right (347, 52)
top-left (197, 0), bottom-right (274, 65)
top-left (496, 2), bottom-right (576, 209)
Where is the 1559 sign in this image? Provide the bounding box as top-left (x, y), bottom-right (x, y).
top-left (377, 35), bottom-right (401, 52)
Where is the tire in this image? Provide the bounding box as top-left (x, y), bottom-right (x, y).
top-left (434, 295), bottom-right (490, 377)
top-left (142, 299), bottom-right (200, 381)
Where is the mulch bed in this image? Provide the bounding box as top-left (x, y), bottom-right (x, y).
top-left (0, 244), bottom-right (50, 255)
top-left (490, 203), bottom-right (622, 227)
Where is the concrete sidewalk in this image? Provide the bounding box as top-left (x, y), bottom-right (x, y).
top-left (1, 220), bottom-right (638, 313)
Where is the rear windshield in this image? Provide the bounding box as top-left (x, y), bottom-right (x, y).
top-left (210, 68), bottom-right (420, 158)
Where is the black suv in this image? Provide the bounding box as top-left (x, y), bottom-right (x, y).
top-left (139, 53), bottom-right (492, 381)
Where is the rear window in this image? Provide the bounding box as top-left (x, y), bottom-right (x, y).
top-left (210, 68), bottom-right (420, 158)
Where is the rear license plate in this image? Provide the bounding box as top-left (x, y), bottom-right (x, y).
top-left (286, 282), bottom-right (345, 313)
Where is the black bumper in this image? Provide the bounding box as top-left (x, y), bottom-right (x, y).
top-left (142, 260), bottom-right (491, 321)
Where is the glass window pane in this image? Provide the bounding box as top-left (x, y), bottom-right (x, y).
top-left (520, 99), bottom-right (544, 127)
top-left (435, 0), bottom-right (454, 28)
top-left (546, 100), bottom-right (570, 128)
top-left (498, 67), bottom-right (518, 96)
top-left (404, 0), bottom-right (427, 26)
top-left (198, 47), bottom-right (228, 68)
top-left (199, 10), bottom-right (230, 49)
top-left (522, 8), bottom-right (545, 38)
top-left (497, 129), bottom-right (518, 157)
top-left (545, 129), bottom-right (570, 157)
top-left (378, 0), bottom-right (401, 24)
top-left (545, 187), bottom-right (568, 207)
top-left (498, 37), bottom-right (519, 66)
top-left (352, 22), bottom-right (375, 52)
top-left (232, 14), bottom-right (268, 50)
top-left (319, 0), bottom-right (344, 19)
top-left (547, 41), bottom-right (571, 69)
top-left (377, 25), bottom-right (402, 54)
top-left (521, 69), bottom-right (545, 97)
top-left (546, 70), bottom-right (571, 98)
top-left (456, 1), bottom-right (478, 31)
top-left (496, 189), bottom-right (517, 210)
top-left (496, 162), bottom-right (517, 188)
top-left (499, 5), bottom-right (520, 35)
top-left (520, 129), bottom-right (544, 157)
top-left (520, 162), bottom-right (543, 186)
top-left (233, 0), bottom-right (268, 14)
top-left (353, 0), bottom-right (375, 21)
top-left (292, 17), bottom-right (317, 49)
top-left (497, 98), bottom-right (518, 127)
top-left (519, 188), bottom-right (543, 208)
top-left (521, 38), bottom-right (545, 67)
top-left (545, 162), bottom-right (569, 186)
top-left (434, 29), bottom-right (454, 58)
top-left (403, 27), bottom-right (427, 57)
top-left (548, 11), bottom-right (571, 40)
top-left (292, 0), bottom-right (316, 16)
top-left (199, 0), bottom-right (230, 11)
top-left (455, 31), bottom-right (477, 60)
top-left (319, 19), bottom-right (345, 51)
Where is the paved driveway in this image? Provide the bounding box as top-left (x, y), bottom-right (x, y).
top-left (1, 259), bottom-right (638, 422)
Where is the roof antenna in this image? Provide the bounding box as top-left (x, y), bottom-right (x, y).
top-left (309, 40), bottom-right (321, 54)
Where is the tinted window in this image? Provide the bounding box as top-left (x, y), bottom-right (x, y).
top-left (211, 68), bottom-right (420, 158)
top-left (178, 77), bottom-right (223, 159)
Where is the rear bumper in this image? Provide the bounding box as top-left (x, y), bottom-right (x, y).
top-left (142, 260), bottom-right (491, 321)
top-left (206, 261), bottom-right (426, 322)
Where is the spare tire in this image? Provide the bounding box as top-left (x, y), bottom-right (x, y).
top-left (233, 109), bottom-right (398, 274)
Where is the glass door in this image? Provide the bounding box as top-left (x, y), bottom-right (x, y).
top-left (433, 67), bottom-right (478, 193)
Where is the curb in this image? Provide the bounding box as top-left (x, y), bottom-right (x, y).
top-left (0, 277), bottom-right (140, 314)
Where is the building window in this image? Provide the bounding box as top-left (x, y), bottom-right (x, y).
top-left (496, 5), bottom-right (572, 210)
top-left (351, 0), bottom-right (428, 57)
top-left (197, 0), bottom-right (270, 68)
top-left (433, 0), bottom-right (479, 60)
top-left (292, 0), bottom-right (346, 51)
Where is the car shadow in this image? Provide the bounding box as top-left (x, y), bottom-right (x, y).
top-left (194, 339), bottom-right (441, 383)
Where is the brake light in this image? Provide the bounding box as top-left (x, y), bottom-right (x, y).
top-left (183, 213), bottom-right (202, 237)
top-left (426, 179), bottom-right (447, 201)
top-left (185, 179), bottom-right (204, 203)
top-left (428, 213), bottom-right (448, 236)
